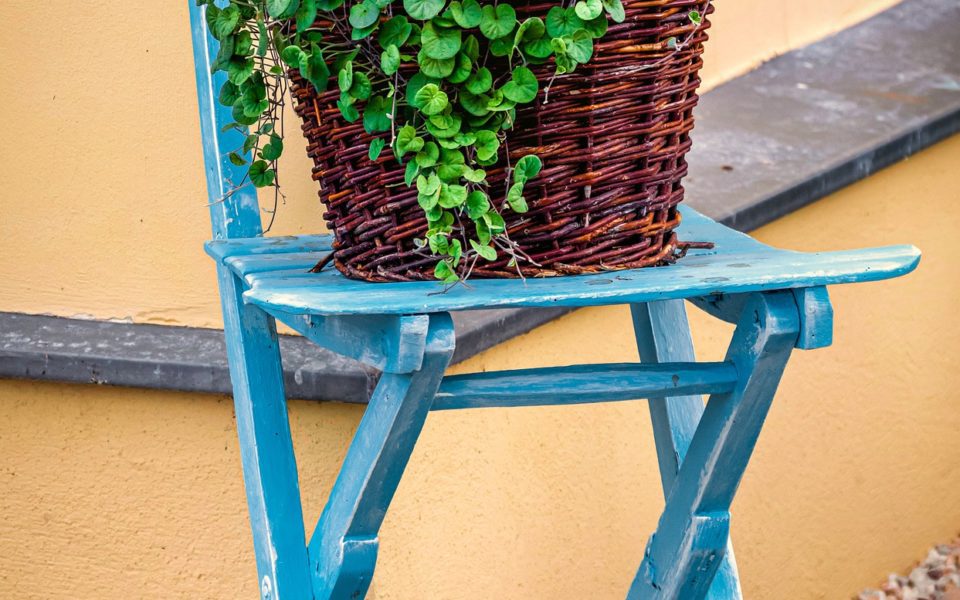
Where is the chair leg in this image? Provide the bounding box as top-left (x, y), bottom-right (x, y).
top-left (628, 291), bottom-right (800, 599)
top-left (630, 301), bottom-right (742, 600)
top-left (307, 313), bottom-right (456, 600)
top-left (217, 267), bottom-right (312, 600)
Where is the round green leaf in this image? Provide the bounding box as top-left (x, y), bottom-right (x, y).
top-left (602, 0), bottom-right (625, 23)
top-left (381, 44), bottom-right (401, 75)
top-left (349, 0), bottom-right (381, 29)
top-left (514, 17), bottom-right (545, 46)
top-left (379, 16), bottom-right (413, 48)
top-left (565, 29), bottom-right (594, 63)
top-left (449, 0), bottom-right (481, 27)
top-left (296, 0), bottom-right (319, 30)
top-left (338, 60), bottom-right (354, 92)
top-left (219, 81), bottom-right (241, 106)
top-left (212, 5), bottom-right (240, 39)
top-left (433, 259), bottom-right (458, 283)
top-left (406, 72), bottom-right (439, 106)
top-left (459, 90), bottom-right (491, 116)
top-left (523, 37), bottom-right (553, 59)
top-left (473, 129), bottom-right (500, 161)
top-left (438, 183), bottom-right (468, 208)
top-left (417, 50), bottom-right (456, 78)
top-left (368, 137), bottom-right (386, 160)
top-left (574, 0), bottom-right (602, 21)
top-left (465, 67), bottom-right (492, 94)
top-left (506, 182), bottom-right (528, 212)
top-left (249, 160), bottom-right (276, 187)
top-left (415, 142), bottom-right (440, 167)
top-left (414, 83), bottom-right (449, 115)
top-left (479, 4), bottom-right (516, 40)
top-left (260, 134), bottom-right (284, 161)
top-left (267, 0), bottom-right (301, 19)
top-left (348, 71), bottom-right (372, 100)
top-left (466, 190), bottom-right (490, 219)
top-left (421, 22), bottom-right (462, 59)
top-left (501, 66), bottom-right (538, 103)
top-left (582, 15), bottom-right (608, 38)
top-left (447, 52), bottom-right (473, 83)
top-left (227, 58), bottom-right (255, 85)
top-left (470, 239), bottom-right (497, 261)
top-left (363, 95), bottom-right (392, 133)
top-left (300, 45), bottom-right (331, 92)
top-left (513, 154), bottom-right (542, 183)
top-left (546, 6), bottom-right (584, 37)
top-left (404, 0), bottom-right (445, 21)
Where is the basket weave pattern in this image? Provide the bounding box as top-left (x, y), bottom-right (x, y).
top-left (291, 0), bottom-right (712, 281)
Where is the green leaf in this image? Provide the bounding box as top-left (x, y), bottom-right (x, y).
top-left (459, 90), bottom-right (490, 116)
top-left (514, 17), bottom-right (545, 47)
top-left (243, 134), bottom-right (258, 153)
top-left (565, 29), bottom-right (594, 63)
top-left (338, 60), bottom-right (354, 92)
top-left (337, 98), bottom-right (360, 122)
top-left (404, 0), bottom-right (445, 20)
top-left (219, 81), bottom-right (241, 106)
top-left (470, 239), bottom-right (497, 261)
top-left (464, 67), bottom-right (492, 94)
top-left (479, 4), bottom-right (516, 40)
top-left (212, 5), bottom-right (240, 39)
top-left (296, 0), bottom-right (318, 30)
top-left (281, 45), bottom-right (305, 67)
top-left (368, 137), bottom-right (386, 160)
top-left (489, 34), bottom-right (514, 57)
top-left (466, 190), bottom-right (490, 219)
top-left (473, 129), bottom-right (499, 161)
top-left (227, 58), bottom-right (255, 85)
top-left (379, 16), bottom-right (413, 48)
top-left (260, 134), bottom-right (284, 160)
top-left (433, 259), bottom-right (459, 283)
top-left (267, 0), bottom-right (301, 19)
top-left (416, 50), bottom-right (456, 78)
top-left (482, 210), bottom-right (505, 232)
top-left (545, 6), bottom-right (584, 37)
top-left (506, 181), bottom-right (528, 212)
top-left (316, 0), bottom-right (344, 9)
top-left (426, 113), bottom-right (462, 139)
top-left (413, 83), bottom-right (449, 115)
top-left (396, 124), bottom-right (425, 156)
top-left (447, 53), bottom-right (473, 83)
top-left (437, 148), bottom-right (466, 180)
top-left (300, 44), bottom-right (331, 92)
top-left (249, 160), bottom-right (276, 187)
top-left (228, 152), bottom-right (247, 166)
top-left (363, 95), bottom-right (392, 133)
top-left (348, 71), bottom-right (372, 100)
top-left (688, 9), bottom-right (702, 25)
top-left (349, 0), bottom-right (381, 28)
top-left (501, 66), bottom-right (538, 103)
top-left (449, 0), bottom-right (482, 27)
top-left (404, 160), bottom-right (420, 186)
top-left (523, 37), bottom-right (553, 59)
top-left (234, 30), bottom-right (253, 55)
top-left (415, 141), bottom-right (440, 167)
top-left (601, 0), bottom-right (625, 23)
top-left (421, 22), bottom-right (462, 59)
top-left (582, 15), bottom-right (608, 38)
top-left (513, 154), bottom-right (542, 184)
top-left (461, 34), bottom-right (480, 60)
top-left (438, 183), bottom-right (468, 208)
top-left (574, 0), bottom-right (602, 21)
top-left (380, 45), bottom-right (401, 75)
top-left (463, 167), bottom-right (486, 182)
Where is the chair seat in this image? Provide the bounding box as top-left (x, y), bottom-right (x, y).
top-left (205, 206), bottom-right (920, 316)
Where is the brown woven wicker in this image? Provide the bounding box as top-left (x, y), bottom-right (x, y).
top-left (290, 0), bottom-right (713, 281)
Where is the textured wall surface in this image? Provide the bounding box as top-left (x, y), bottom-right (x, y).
top-left (0, 0), bottom-right (899, 327)
top-left (2, 134), bottom-right (958, 598)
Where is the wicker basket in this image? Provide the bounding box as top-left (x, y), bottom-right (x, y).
top-left (291, 0), bottom-right (713, 281)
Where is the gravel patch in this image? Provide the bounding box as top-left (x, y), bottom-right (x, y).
top-left (858, 537), bottom-right (960, 600)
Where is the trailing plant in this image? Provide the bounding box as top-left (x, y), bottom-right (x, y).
top-left (199, 0), bottom-right (704, 282)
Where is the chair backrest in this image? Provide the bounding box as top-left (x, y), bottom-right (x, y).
top-left (188, 1), bottom-right (263, 241)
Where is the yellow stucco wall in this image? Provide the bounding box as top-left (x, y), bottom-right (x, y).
top-left (5, 1), bottom-right (958, 599)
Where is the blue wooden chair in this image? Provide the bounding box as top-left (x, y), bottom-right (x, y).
top-left (189, 4), bottom-right (920, 599)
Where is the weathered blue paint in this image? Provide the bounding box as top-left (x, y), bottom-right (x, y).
top-left (266, 310), bottom-right (430, 374)
top-left (433, 361), bottom-right (738, 410)
top-left (631, 300), bottom-right (743, 600)
top-left (307, 314), bottom-right (455, 599)
top-left (629, 292), bottom-right (800, 599)
top-left (214, 206), bottom-right (919, 316)
top-left (188, 2), bottom-right (918, 598)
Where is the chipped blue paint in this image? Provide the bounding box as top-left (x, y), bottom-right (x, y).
top-left (189, 1), bottom-right (919, 598)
